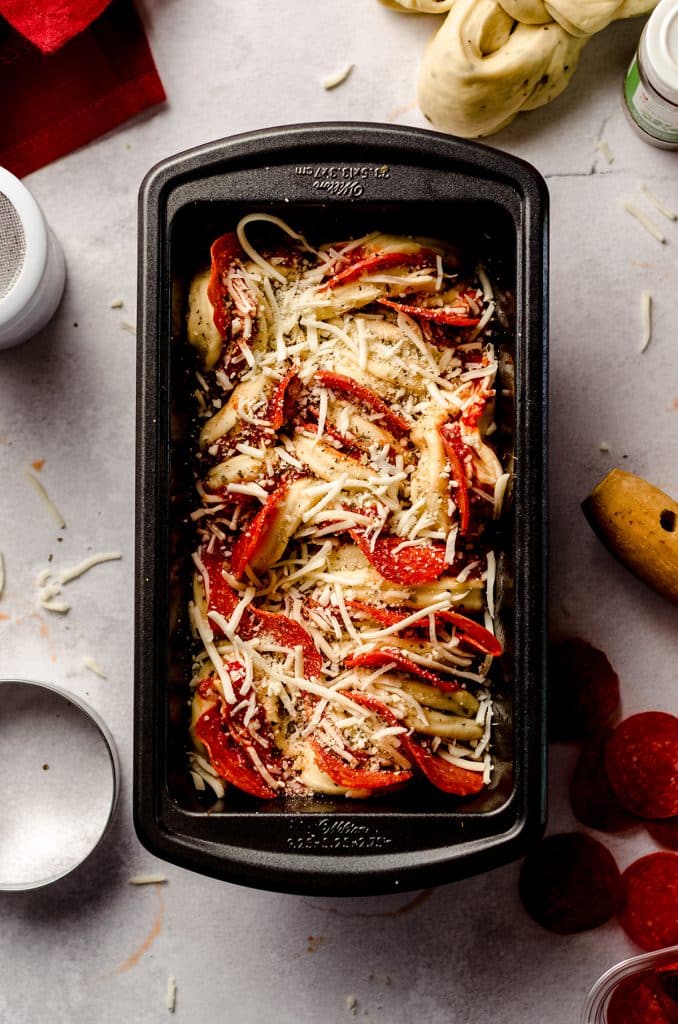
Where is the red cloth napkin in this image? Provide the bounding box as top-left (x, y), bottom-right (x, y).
top-left (0, 0), bottom-right (112, 53)
top-left (0, 0), bottom-right (166, 178)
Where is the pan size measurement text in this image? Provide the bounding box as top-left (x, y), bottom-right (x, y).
top-left (286, 818), bottom-right (393, 851)
top-left (293, 164), bottom-right (391, 197)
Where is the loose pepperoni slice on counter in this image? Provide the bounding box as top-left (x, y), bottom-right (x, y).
top-left (605, 712), bottom-right (678, 820)
top-left (607, 972), bottom-right (678, 1024)
top-left (569, 731), bottom-right (637, 833)
top-left (547, 637), bottom-right (620, 742)
top-left (518, 833), bottom-right (622, 934)
top-left (647, 818), bottom-right (678, 850)
top-left (619, 852), bottom-right (678, 951)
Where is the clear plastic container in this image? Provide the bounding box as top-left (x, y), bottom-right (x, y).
top-left (582, 946), bottom-right (678, 1022)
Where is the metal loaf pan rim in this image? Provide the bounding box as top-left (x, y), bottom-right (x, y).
top-left (135, 122), bottom-right (549, 896)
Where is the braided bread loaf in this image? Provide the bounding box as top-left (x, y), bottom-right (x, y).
top-left (383, 0), bottom-right (655, 135)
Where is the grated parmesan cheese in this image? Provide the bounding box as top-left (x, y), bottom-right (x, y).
top-left (356, 317), bottom-right (368, 370)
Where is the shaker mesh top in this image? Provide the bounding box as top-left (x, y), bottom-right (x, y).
top-left (0, 191), bottom-right (26, 300)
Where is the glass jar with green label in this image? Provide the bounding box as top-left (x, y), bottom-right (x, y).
top-left (624, 0), bottom-right (678, 148)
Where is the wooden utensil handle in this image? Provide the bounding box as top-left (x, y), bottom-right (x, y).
top-left (582, 469), bottom-right (678, 605)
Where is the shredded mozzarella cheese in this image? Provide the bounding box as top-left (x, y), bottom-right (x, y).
top-left (321, 63), bottom-right (354, 90)
top-left (26, 471), bottom-right (66, 529)
top-left (639, 290), bottom-right (652, 353)
top-left (622, 201), bottom-right (666, 244)
top-left (640, 183), bottom-right (677, 221)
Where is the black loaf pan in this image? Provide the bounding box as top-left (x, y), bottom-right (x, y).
top-left (135, 123), bottom-right (548, 896)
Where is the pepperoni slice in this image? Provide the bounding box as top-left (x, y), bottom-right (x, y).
top-left (200, 546), bottom-right (249, 626)
top-left (230, 483), bottom-right (290, 580)
top-left (378, 297), bottom-right (480, 328)
top-left (607, 972), bottom-right (678, 1024)
top-left (194, 703), bottom-right (277, 800)
top-left (344, 602), bottom-right (500, 657)
top-left (350, 531), bottom-right (447, 585)
top-left (344, 600), bottom-right (406, 627)
top-left (436, 610), bottom-right (502, 657)
top-left (344, 690), bottom-right (485, 796)
top-left (345, 648), bottom-right (460, 691)
top-left (619, 853), bottom-right (678, 951)
top-left (547, 637), bottom-right (620, 742)
top-left (518, 833), bottom-right (622, 934)
top-left (206, 231), bottom-right (244, 337)
top-left (569, 731), bottom-right (636, 833)
top-left (308, 738), bottom-right (412, 790)
top-left (322, 250), bottom-right (432, 291)
top-left (200, 547), bottom-right (323, 677)
top-left (647, 818), bottom-right (678, 850)
top-left (254, 607), bottom-right (323, 679)
top-left (605, 712), bottom-right (678, 820)
top-left (439, 423), bottom-right (471, 535)
top-left (314, 371), bottom-right (411, 438)
top-left (399, 736), bottom-right (485, 796)
top-left (266, 366), bottom-right (299, 430)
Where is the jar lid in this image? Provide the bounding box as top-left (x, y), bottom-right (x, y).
top-left (0, 167), bottom-right (47, 329)
top-left (0, 167), bottom-right (65, 349)
top-left (643, 0), bottom-right (678, 105)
